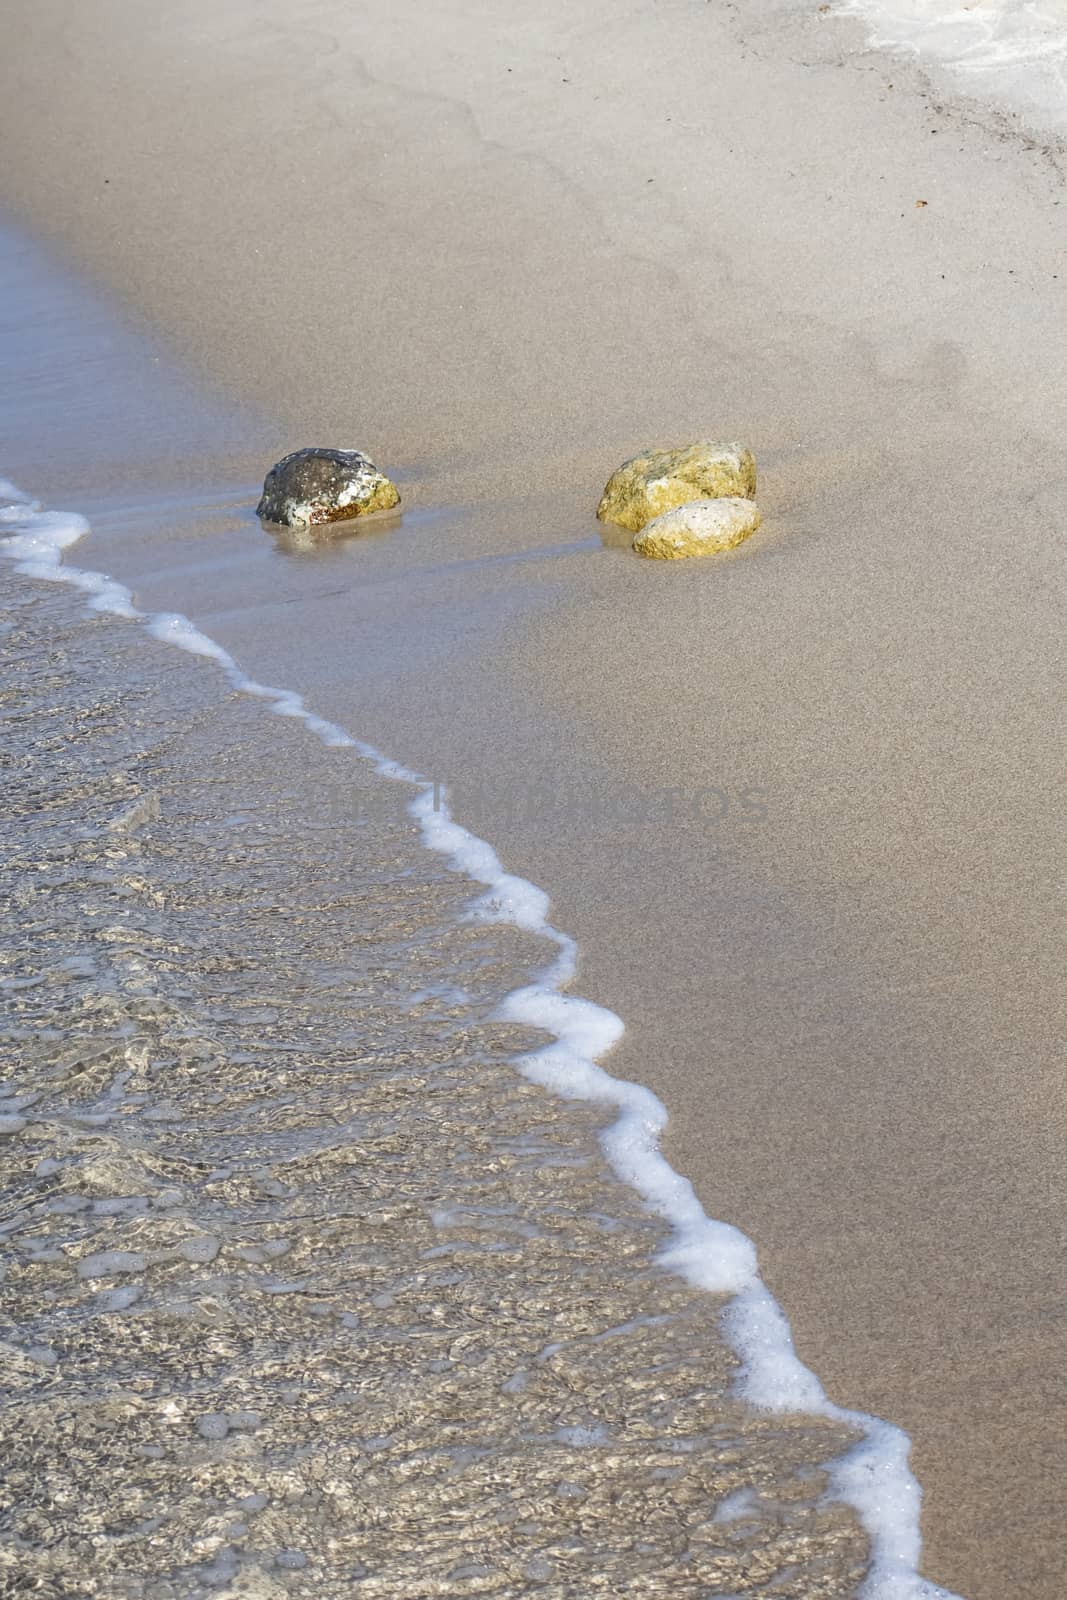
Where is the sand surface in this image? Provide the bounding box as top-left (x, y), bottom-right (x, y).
top-left (1, 2), bottom-right (1065, 1595)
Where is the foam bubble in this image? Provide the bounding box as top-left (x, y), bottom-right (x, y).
top-left (0, 478), bottom-right (36, 506)
top-left (555, 1423), bottom-right (611, 1447)
top-left (0, 498), bottom-right (134, 615)
top-left (147, 611), bottom-right (232, 662)
top-left (713, 1486), bottom-right (760, 1524)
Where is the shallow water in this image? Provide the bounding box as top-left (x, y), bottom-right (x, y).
top-left (833, 0), bottom-right (1067, 125)
top-left (0, 575), bottom-right (873, 1596)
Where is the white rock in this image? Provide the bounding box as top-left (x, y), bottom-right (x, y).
top-left (633, 496), bottom-right (761, 560)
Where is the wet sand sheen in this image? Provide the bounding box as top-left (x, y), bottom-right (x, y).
top-left (0, 578), bottom-right (868, 1596)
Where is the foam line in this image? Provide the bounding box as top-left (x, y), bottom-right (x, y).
top-left (0, 482), bottom-right (963, 1600)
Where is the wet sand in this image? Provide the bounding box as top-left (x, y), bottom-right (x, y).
top-left (1, 1), bottom-right (1066, 1595)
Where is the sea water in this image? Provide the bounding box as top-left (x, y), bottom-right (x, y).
top-left (0, 476), bottom-right (961, 1599)
top-left (834, 0), bottom-right (1067, 126)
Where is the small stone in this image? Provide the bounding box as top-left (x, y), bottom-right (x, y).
top-left (275, 1550), bottom-right (308, 1571)
top-left (597, 440), bottom-right (756, 533)
top-left (0, 1115), bottom-right (27, 1135)
top-left (199, 1548), bottom-right (239, 1588)
top-left (633, 497), bottom-right (761, 560)
top-left (197, 1413), bottom-right (230, 1440)
top-left (257, 447), bottom-right (400, 529)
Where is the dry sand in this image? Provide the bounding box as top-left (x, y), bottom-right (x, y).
top-left (1, 2), bottom-right (1065, 1595)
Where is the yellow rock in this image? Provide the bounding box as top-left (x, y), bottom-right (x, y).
top-left (633, 497), bottom-right (761, 560)
top-left (597, 441), bottom-right (756, 534)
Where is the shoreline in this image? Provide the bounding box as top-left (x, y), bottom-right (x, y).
top-left (2, 3), bottom-right (1066, 1594)
top-left (0, 473), bottom-right (945, 1597)
top-left (1, 534), bottom-right (880, 1599)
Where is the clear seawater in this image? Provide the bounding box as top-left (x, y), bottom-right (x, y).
top-left (835, 0), bottom-right (1067, 126)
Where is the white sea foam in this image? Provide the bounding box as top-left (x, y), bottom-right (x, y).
top-left (0, 481), bottom-right (963, 1599)
top-left (713, 1485), bottom-right (760, 1523)
top-left (831, 0), bottom-right (1067, 126)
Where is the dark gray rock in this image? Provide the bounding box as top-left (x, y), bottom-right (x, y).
top-left (256, 448), bottom-right (400, 529)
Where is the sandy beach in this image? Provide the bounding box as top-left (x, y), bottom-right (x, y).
top-left (1, 1), bottom-right (1065, 1595)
